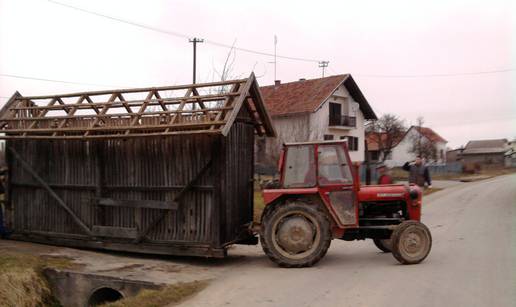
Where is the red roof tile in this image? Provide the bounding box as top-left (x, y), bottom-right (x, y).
top-left (259, 74), bottom-right (377, 119)
top-left (414, 126), bottom-right (447, 143)
top-left (366, 132), bottom-right (404, 151)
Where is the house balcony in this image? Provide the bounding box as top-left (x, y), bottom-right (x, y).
top-left (329, 115), bottom-right (356, 129)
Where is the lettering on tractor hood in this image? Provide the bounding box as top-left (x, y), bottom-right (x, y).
top-left (377, 193), bottom-right (404, 198)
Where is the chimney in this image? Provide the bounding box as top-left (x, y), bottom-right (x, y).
top-left (299, 78), bottom-right (306, 81)
top-left (274, 80), bottom-right (281, 86)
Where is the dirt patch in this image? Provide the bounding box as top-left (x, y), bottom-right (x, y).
top-left (100, 280), bottom-right (209, 307)
top-left (0, 250), bottom-right (79, 306)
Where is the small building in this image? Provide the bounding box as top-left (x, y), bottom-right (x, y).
top-left (461, 139), bottom-right (509, 167)
top-left (256, 74), bottom-right (377, 169)
top-left (368, 126), bottom-right (447, 167)
top-left (0, 74), bottom-right (275, 258)
top-left (446, 148), bottom-right (464, 163)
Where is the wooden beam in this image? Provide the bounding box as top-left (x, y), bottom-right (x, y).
top-left (0, 129), bottom-right (222, 140)
top-left (98, 198), bottom-right (179, 210)
top-left (210, 83), bottom-right (240, 131)
top-left (84, 93), bottom-right (117, 137)
top-left (22, 97), bottom-right (57, 136)
top-left (9, 92), bottom-right (241, 111)
top-left (125, 90), bottom-right (156, 135)
top-left (133, 157), bottom-right (213, 243)
top-left (92, 226), bottom-right (137, 239)
top-left (0, 106), bottom-right (234, 121)
top-left (20, 78), bottom-right (247, 100)
top-left (2, 120), bottom-right (226, 134)
top-left (220, 76), bottom-right (254, 136)
top-left (53, 95), bottom-right (85, 136)
top-left (8, 147), bottom-right (93, 236)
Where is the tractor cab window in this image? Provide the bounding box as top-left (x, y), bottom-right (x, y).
top-left (317, 145), bottom-right (352, 185)
top-left (283, 145), bottom-right (316, 188)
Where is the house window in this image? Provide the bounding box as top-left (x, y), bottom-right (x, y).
top-left (329, 103), bottom-right (342, 126)
top-left (346, 136), bottom-right (359, 151)
top-left (324, 134), bottom-right (334, 140)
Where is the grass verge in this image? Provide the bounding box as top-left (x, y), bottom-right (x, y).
top-left (254, 190), bottom-right (265, 223)
top-left (100, 280), bottom-right (209, 307)
top-left (0, 251), bottom-right (77, 307)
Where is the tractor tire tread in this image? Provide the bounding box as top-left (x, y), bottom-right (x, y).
top-left (260, 198), bottom-right (332, 268)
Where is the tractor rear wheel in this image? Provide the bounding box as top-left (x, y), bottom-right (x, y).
top-left (373, 238), bottom-right (392, 253)
top-left (260, 199), bottom-right (331, 268)
top-left (390, 221), bottom-right (432, 264)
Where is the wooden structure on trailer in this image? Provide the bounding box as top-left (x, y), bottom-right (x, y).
top-left (0, 73), bottom-right (275, 257)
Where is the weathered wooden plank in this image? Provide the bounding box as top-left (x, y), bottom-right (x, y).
top-left (98, 198), bottom-right (178, 210)
top-left (21, 78), bottom-right (247, 100)
top-left (92, 225), bottom-right (138, 239)
top-left (133, 156), bottom-right (214, 243)
top-left (9, 93), bottom-right (240, 111)
top-left (0, 129), bottom-right (222, 140)
top-left (8, 146), bottom-right (93, 236)
top-left (3, 120), bottom-right (226, 134)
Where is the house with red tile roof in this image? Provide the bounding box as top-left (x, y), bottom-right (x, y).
top-left (367, 125), bottom-right (448, 167)
top-left (256, 74), bottom-right (377, 166)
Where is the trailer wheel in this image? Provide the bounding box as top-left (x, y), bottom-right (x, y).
top-left (373, 238), bottom-right (392, 253)
top-left (260, 199), bottom-right (331, 268)
top-left (391, 221), bottom-right (432, 264)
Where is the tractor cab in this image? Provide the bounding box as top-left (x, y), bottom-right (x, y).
top-left (279, 140), bottom-right (355, 189)
top-left (259, 139), bottom-right (432, 268)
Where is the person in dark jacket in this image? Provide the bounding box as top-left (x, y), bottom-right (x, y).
top-left (402, 156), bottom-right (432, 188)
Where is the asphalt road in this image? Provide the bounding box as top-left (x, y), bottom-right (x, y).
top-left (183, 174), bottom-right (516, 307)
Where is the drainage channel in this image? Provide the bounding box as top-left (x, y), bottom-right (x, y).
top-left (44, 268), bottom-right (164, 306)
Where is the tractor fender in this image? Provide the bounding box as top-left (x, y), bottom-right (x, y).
top-left (262, 188), bottom-right (319, 206)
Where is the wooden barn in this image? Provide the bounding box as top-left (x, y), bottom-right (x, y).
top-left (0, 73), bottom-right (275, 257)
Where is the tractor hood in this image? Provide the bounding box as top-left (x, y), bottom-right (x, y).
top-left (357, 184), bottom-right (421, 202)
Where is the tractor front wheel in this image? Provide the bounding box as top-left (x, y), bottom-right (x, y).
top-left (260, 199), bottom-right (331, 268)
top-left (373, 238), bottom-right (392, 253)
top-left (390, 221), bottom-right (432, 264)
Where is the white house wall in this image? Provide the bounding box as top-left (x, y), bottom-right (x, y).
top-left (263, 114), bottom-right (310, 165)
top-left (384, 128), bottom-right (447, 167)
top-left (309, 84), bottom-right (365, 162)
top-left (262, 83), bottom-right (368, 165)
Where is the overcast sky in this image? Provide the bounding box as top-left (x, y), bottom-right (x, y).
top-left (0, 0), bottom-right (514, 148)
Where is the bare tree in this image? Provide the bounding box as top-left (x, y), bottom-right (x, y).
top-left (408, 116), bottom-right (437, 160)
top-left (366, 114), bottom-right (406, 162)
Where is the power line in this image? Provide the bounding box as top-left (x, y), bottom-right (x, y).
top-left (355, 68), bottom-right (516, 78)
top-left (0, 73), bottom-right (126, 88)
top-left (48, 0), bottom-right (323, 63)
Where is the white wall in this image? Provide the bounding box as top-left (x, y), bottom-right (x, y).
top-left (263, 114), bottom-right (310, 165)
top-left (261, 83), bottom-right (368, 165)
top-left (309, 84), bottom-right (365, 162)
top-left (384, 128), bottom-right (447, 167)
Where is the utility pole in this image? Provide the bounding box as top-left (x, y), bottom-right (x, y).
top-left (274, 35), bottom-right (277, 81)
top-left (318, 61), bottom-right (329, 77)
top-left (189, 37), bottom-right (204, 84)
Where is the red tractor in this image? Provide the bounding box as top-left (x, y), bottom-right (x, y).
top-left (258, 140), bottom-right (432, 267)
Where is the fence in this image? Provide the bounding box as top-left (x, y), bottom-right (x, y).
top-left (426, 162), bottom-right (463, 175)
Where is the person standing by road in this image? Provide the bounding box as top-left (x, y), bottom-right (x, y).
top-left (402, 156), bottom-right (432, 188)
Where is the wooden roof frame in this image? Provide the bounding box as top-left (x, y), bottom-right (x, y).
top-left (0, 73), bottom-right (276, 140)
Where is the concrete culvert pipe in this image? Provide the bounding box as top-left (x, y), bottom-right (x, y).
top-left (88, 287), bottom-right (124, 306)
